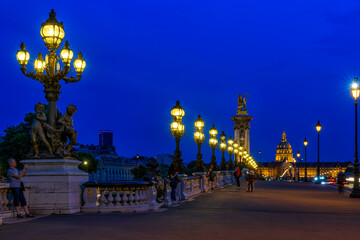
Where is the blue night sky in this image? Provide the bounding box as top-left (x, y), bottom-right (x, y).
top-left (1, 0), bottom-right (360, 164)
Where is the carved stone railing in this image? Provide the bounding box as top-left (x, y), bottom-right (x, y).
top-left (81, 181), bottom-right (161, 213)
top-left (0, 183), bottom-right (31, 224)
top-left (81, 171), bottom-right (234, 213)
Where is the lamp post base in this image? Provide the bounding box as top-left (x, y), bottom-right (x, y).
top-left (350, 188), bottom-right (360, 198)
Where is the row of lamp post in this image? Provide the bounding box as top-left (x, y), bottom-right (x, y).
top-left (170, 101), bottom-right (258, 173)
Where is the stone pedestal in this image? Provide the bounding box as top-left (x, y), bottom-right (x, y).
top-left (20, 159), bottom-right (88, 215)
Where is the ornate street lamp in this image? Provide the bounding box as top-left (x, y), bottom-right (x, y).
top-left (315, 121), bottom-right (322, 184)
top-left (16, 9), bottom-right (86, 128)
top-left (170, 100), bottom-right (185, 173)
top-left (219, 132), bottom-right (227, 170)
top-left (233, 142), bottom-right (239, 166)
top-left (194, 115), bottom-right (205, 172)
top-left (209, 125), bottom-right (219, 170)
top-left (297, 151), bottom-right (301, 182)
top-left (350, 78), bottom-right (360, 198)
top-left (227, 137), bottom-right (234, 170)
top-left (303, 138), bottom-right (308, 182)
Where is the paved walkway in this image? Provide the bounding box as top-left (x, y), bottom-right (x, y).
top-left (1, 181), bottom-right (360, 240)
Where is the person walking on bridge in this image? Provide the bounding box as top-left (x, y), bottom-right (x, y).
top-left (234, 166), bottom-right (242, 188)
top-left (246, 170), bottom-right (255, 192)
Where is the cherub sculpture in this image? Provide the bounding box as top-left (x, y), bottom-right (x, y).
top-left (58, 104), bottom-right (78, 151)
top-left (31, 103), bottom-right (53, 158)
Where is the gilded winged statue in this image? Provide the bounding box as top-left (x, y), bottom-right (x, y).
top-left (237, 93), bottom-right (249, 112)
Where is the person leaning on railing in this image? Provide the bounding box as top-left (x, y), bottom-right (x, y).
top-left (7, 158), bottom-right (34, 218)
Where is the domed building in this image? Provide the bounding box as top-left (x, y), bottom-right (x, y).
top-left (275, 130), bottom-right (294, 163)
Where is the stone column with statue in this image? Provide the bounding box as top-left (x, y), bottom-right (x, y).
top-left (232, 93), bottom-right (253, 163)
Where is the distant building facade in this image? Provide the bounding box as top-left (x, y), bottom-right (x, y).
top-left (99, 130), bottom-right (113, 146)
top-left (259, 131), bottom-right (351, 180)
top-left (275, 130), bottom-right (294, 163)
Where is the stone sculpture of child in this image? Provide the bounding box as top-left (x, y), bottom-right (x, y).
top-left (58, 104), bottom-right (78, 151)
top-left (31, 103), bottom-right (53, 158)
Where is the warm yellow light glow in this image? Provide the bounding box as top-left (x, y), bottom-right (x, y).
top-left (194, 131), bottom-right (205, 143)
top-left (84, 161), bottom-right (88, 165)
top-left (34, 53), bottom-right (46, 73)
top-left (194, 115), bottom-right (205, 130)
top-left (315, 121), bottom-right (322, 132)
top-left (303, 138), bottom-right (308, 146)
top-left (16, 43), bottom-right (30, 66)
top-left (227, 146), bottom-right (233, 153)
top-left (227, 137), bottom-right (234, 146)
top-left (297, 151), bottom-right (300, 158)
top-left (209, 124), bottom-right (218, 137)
top-left (351, 78), bottom-right (360, 100)
top-left (171, 100), bottom-right (185, 120)
top-left (219, 142), bottom-right (227, 151)
top-left (40, 10), bottom-right (65, 48)
top-left (233, 142), bottom-right (239, 149)
top-left (60, 41), bottom-right (73, 65)
top-left (209, 138), bottom-right (218, 148)
top-left (74, 52), bottom-right (86, 73)
top-left (233, 148), bottom-right (239, 155)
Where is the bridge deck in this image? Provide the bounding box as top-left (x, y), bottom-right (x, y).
top-left (1, 181), bottom-right (359, 240)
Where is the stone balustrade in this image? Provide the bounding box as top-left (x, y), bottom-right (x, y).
top-left (0, 183), bottom-right (31, 224)
top-left (81, 170), bottom-right (234, 213)
top-left (93, 167), bottom-right (134, 182)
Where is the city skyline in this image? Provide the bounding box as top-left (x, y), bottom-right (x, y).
top-left (1, 0), bottom-right (360, 165)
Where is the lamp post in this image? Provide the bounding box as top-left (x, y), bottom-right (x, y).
top-left (16, 9), bottom-right (86, 128)
top-left (219, 132), bottom-right (227, 170)
top-left (233, 142), bottom-right (239, 167)
top-left (227, 137), bottom-right (234, 170)
top-left (170, 100), bottom-right (185, 173)
top-left (209, 125), bottom-right (219, 170)
top-left (259, 150), bottom-right (262, 180)
top-left (350, 78), bottom-right (360, 198)
top-left (297, 151), bottom-right (300, 182)
top-left (315, 121), bottom-right (322, 184)
top-left (303, 138), bottom-right (308, 182)
top-left (194, 115), bottom-right (205, 172)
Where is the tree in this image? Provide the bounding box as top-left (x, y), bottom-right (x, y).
top-left (0, 109), bottom-right (37, 176)
top-left (77, 152), bottom-right (98, 173)
top-left (185, 160), bottom-right (197, 175)
top-left (194, 159), bottom-right (205, 172)
top-left (131, 165), bottom-right (147, 180)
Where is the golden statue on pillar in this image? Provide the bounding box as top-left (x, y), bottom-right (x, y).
top-left (237, 93), bottom-right (249, 114)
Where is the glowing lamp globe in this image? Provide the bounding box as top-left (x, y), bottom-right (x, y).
top-left (40, 9), bottom-right (65, 49)
top-left (16, 43), bottom-right (30, 66)
top-left (74, 52), bottom-right (86, 73)
top-left (209, 125), bottom-right (218, 137)
top-left (315, 121), bottom-right (322, 133)
top-left (60, 41), bottom-right (73, 65)
top-left (171, 100), bottom-right (185, 121)
top-left (194, 115), bottom-right (205, 131)
top-left (351, 78), bottom-right (360, 100)
top-left (303, 138), bottom-right (308, 147)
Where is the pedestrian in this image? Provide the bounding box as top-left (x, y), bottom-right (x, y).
top-left (247, 170), bottom-right (255, 192)
top-left (207, 164), bottom-right (215, 190)
top-left (337, 171), bottom-right (346, 194)
top-left (168, 163), bottom-right (179, 204)
top-left (7, 158), bottom-right (34, 218)
top-left (234, 165), bottom-right (242, 188)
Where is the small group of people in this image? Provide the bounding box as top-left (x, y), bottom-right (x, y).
top-left (7, 158), bottom-right (34, 218)
top-left (168, 163), bottom-right (217, 204)
top-left (234, 166), bottom-right (255, 192)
